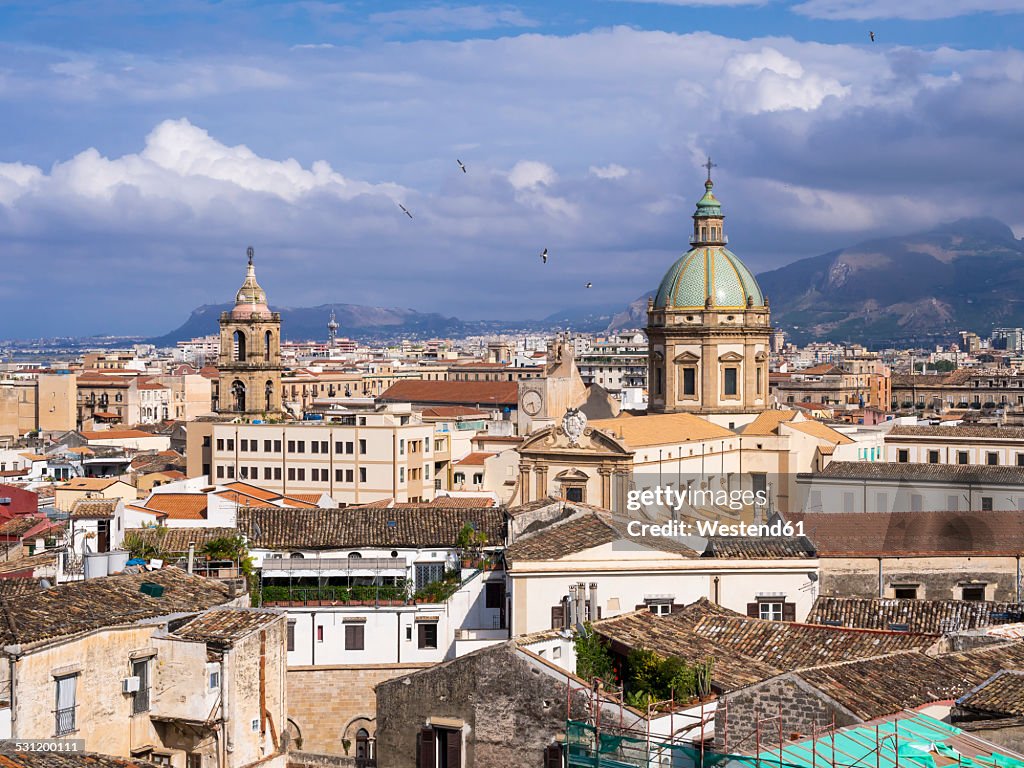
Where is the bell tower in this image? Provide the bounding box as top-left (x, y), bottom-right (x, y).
top-left (213, 247), bottom-right (284, 417)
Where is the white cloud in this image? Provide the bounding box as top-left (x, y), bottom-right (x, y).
top-left (722, 48), bottom-right (850, 113)
top-left (590, 164), bottom-right (629, 179)
top-left (508, 160), bottom-right (557, 190)
top-left (367, 4), bottom-right (539, 32)
top-left (792, 0), bottom-right (1024, 20)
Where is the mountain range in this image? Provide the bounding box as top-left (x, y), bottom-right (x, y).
top-left (153, 218), bottom-right (1024, 347)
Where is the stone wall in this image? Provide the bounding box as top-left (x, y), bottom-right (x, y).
top-left (818, 556), bottom-right (1022, 603)
top-left (375, 643), bottom-right (580, 768)
top-left (714, 674), bottom-right (860, 753)
top-left (287, 664), bottom-right (430, 756)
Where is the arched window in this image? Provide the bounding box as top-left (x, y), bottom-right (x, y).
top-left (701, 226), bottom-right (707, 241)
top-left (265, 330), bottom-right (272, 362)
top-left (234, 330), bottom-right (247, 362)
top-left (265, 380), bottom-right (274, 410)
top-left (290, 552), bottom-right (305, 559)
top-left (355, 729), bottom-right (370, 760)
top-left (348, 552), bottom-right (362, 559)
top-left (231, 380), bottom-right (246, 412)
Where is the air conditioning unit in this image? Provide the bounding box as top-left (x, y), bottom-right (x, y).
top-left (123, 676), bottom-right (141, 693)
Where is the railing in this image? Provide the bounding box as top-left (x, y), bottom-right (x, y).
top-left (133, 687), bottom-right (150, 715)
top-left (55, 706), bottom-right (76, 735)
top-left (261, 557), bottom-right (403, 572)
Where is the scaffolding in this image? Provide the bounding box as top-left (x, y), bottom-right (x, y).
top-left (563, 685), bottom-right (1024, 768)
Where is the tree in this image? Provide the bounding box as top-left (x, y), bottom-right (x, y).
top-left (574, 624), bottom-right (616, 685)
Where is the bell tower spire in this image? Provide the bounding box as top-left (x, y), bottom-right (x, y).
top-left (691, 158), bottom-right (726, 246)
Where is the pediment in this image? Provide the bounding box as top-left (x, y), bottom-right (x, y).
top-left (718, 351), bottom-right (744, 363)
top-left (554, 468), bottom-right (590, 481)
top-left (755, 351), bottom-right (768, 362)
top-left (673, 351), bottom-right (700, 364)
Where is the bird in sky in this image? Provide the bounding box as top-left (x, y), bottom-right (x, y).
top-left (869, 30), bottom-right (875, 41)
top-left (540, 248), bottom-right (548, 263)
top-left (585, 282), bottom-right (593, 289)
top-left (398, 203), bottom-right (413, 219)
top-left (457, 159), bottom-right (466, 173)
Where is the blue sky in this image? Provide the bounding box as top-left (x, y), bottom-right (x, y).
top-left (0, 0), bottom-right (1023, 336)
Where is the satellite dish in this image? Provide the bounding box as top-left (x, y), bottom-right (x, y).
top-left (808, 572), bottom-right (819, 582)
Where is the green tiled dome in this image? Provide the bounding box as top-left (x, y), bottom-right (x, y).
top-left (653, 246), bottom-right (765, 309)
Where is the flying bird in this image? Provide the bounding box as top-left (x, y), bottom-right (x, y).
top-left (398, 203), bottom-right (413, 219)
top-left (869, 30), bottom-right (875, 41)
top-left (457, 159), bottom-right (466, 173)
top-left (585, 282), bottom-right (592, 289)
top-left (540, 248), bottom-right (548, 264)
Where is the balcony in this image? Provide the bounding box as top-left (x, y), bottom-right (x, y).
top-left (261, 557), bottom-right (405, 575)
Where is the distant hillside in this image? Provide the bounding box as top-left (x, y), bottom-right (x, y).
top-left (149, 303), bottom-right (472, 345)
top-left (607, 218), bottom-right (1024, 345)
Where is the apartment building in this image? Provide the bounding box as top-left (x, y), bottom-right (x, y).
top-left (576, 332), bottom-right (648, 394)
top-left (885, 424), bottom-right (1024, 467)
top-left (186, 405), bottom-right (448, 505)
top-left (0, 373), bottom-right (77, 438)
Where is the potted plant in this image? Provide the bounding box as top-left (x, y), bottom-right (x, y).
top-left (456, 523), bottom-right (488, 568)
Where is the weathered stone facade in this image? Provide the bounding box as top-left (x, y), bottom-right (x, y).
top-left (375, 643), bottom-right (578, 768)
top-left (817, 555), bottom-right (1023, 602)
top-left (286, 664), bottom-right (430, 757)
top-left (714, 674), bottom-right (860, 753)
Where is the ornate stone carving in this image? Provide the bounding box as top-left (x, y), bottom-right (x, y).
top-left (562, 408), bottom-right (587, 448)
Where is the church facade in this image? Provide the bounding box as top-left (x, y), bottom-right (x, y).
top-left (213, 247), bottom-right (284, 418)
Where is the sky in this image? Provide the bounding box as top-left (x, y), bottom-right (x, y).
top-left (0, 0), bottom-right (1023, 337)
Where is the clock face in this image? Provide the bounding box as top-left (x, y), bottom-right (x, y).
top-left (522, 389), bottom-right (543, 416)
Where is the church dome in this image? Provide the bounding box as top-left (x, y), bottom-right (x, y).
top-left (652, 173), bottom-right (765, 310)
top-left (230, 247), bottom-right (272, 319)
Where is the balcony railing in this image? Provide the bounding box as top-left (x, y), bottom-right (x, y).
top-left (261, 557), bottom-right (403, 573)
top-left (55, 706), bottom-right (76, 735)
top-left (133, 687), bottom-right (150, 715)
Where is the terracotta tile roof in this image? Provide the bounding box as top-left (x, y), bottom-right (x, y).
top-left (379, 380), bottom-right (518, 406)
top-left (238, 506), bottom-right (506, 549)
top-left (222, 481), bottom-right (279, 501)
top-left (688, 613), bottom-right (930, 670)
top-left (795, 642), bottom-right (1024, 720)
top-left (421, 406), bottom-right (488, 418)
top-left (790, 511), bottom-right (1024, 556)
top-left (806, 597), bottom-right (1024, 633)
top-left (70, 499), bottom-right (118, 519)
top-left (406, 496), bottom-right (497, 509)
top-left (0, 515), bottom-right (53, 539)
top-left (135, 382), bottom-right (167, 390)
top-left (123, 527), bottom-right (240, 552)
top-left (505, 510), bottom-right (699, 562)
top-left (170, 607), bottom-right (281, 646)
top-left (889, 424), bottom-right (1024, 440)
top-left (784, 420), bottom-right (854, 444)
top-left (741, 410), bottom-right (798, 435)
top-left (0, 551), bottom-right (58, 576)
top-left (0, 567), bottom-right (234, 645)
top-left (0, 752), bottom-right (161, 768)
top-left (79, 429), bottom-right (154, 440)
top-left (957, 669), bottom-right (1024, 716)
top-left (142, 493), bottom-right (208, 520)
top-left (60, 477), bottom-right (122, 491)
top-left (593, 602), bottom-right (934, 694)
top-left (702, 536), bottom-right (815, 559)
top-left (0, 577), bottom-right (46, 597)
top-left (283, 493), bottom-right (324, 505)
top-left (815, 460), bottom-right (1024, 484)
top-left (800, 364), bottom-right (844, 375)
top-left (455, 452), bottom-right (494, 466)
top-left (18, 453), bottom-right (48, 462)
top-left (589, 412), bottom-right (734, 447)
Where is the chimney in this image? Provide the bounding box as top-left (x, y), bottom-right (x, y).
top-left (187, 542), bottom-right (195, 574)
top-left (567, 585), bottom-right (577, 627)
top-left (589, 582), bottom-right (599, 622)
top-left (575, 581), bottom-right (586, 626)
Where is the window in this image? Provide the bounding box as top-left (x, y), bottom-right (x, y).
top-left (1017, 453), bottom-right (1024, 467)
top-left (264, 440), bottom-right (272, 452)
top-left (217, 438), bottom-right (224, 451)
top-left (961, 585), bottom-right (986, 601)
top-left (288, 468), bottom-right (296, 481)
top-left (216, 466), bottom-right (224, 479)
top-left (55, 674), bottom-right (77, 735)
top-left (758, 602), bottom-right (783, 621)
top-left (346, 441), bottom-right (355, 454)
top-left (240, 439), bottom-right (248, 451)
top-left (335, 469), bottom-right (343, 482)
top-left (987, 452), bottom-right (999, 466)
top-left (897, 449), bottom-right (909, 463)
top-left (297, 441), bottom-right (305, 454)
top-left (648, 602), bottom-right (672, 616)
top-left (485, 582), bottom-right (504, 609)
top-left (957, 450), bottom-right (969, 464)
top-left (316, 626), bottom-right (324, 643)
top-left (287, 621), bottom-right (295, 651)
top-left (893, 585), bottom-right (918, 599)
top-left (344, 624), bottom-right (365, 651)
top-left (336, 441), bottom-right (343, 454)
top-left (287, 440), bottom-right (295, 453)
top-left (416, 562), bottom-right (445, 589)
top-left (209, 670), bottom-right (220, 689)
top-left (264, 467), bottom-right (272, 480)
top-left (679, 370), bottom-right (696, 399)
top-left (274, 467), bottom-right (282, 480)
top-left (982, 496), bottom-right (993, 511)
top-left (418, 622), bottom-right (438, 649)
top-left (311, 441), bottom-right (319, 454)
top-left (400, 439), bottom-right (405, 455)
top-left (399, 467), bottom-right (405, 483)
top-left (359, 439), bottom-right (367, 454)
top-left (359, 467), bottom-right (366, 482)
top-left (274, 440), bottom-right (282, 452)
top-left (297, 468), bottom-right (305, 481)
top-left (227, 466), bottom-right (235, 479)
top-left (131, 658), bottom-right (150, 714)
top-left (928, 450), bottom-right (939, 464)
top-left (187, 754), bottom-right (202, 768)
top-left (723, 367), bottom-right (738, 396)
